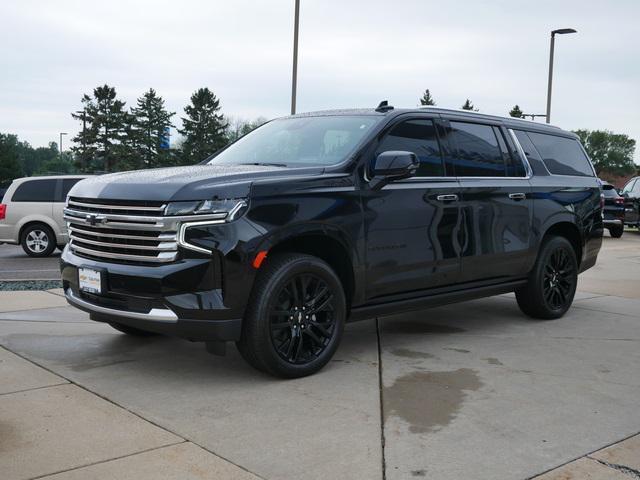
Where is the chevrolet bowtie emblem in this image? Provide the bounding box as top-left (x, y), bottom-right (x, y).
top-left (85, 214), bottom-right (106, 226)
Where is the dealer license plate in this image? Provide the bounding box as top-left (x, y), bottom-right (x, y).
top-left (79, 267), bottom-right (102, 294)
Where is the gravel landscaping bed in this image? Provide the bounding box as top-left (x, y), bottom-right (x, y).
top-left (0, 280), bottom-right (63, 291)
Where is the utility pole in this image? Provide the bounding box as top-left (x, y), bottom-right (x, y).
top-left (546, 28), bottom-right (577, 123)
top-left (75, 109), bottom-right (88, 170)
top-left (291, 0), bottom-right (300, 115)
top-left (59, 132), bottom-right (67, 156)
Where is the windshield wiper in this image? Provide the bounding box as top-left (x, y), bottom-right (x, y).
top-left (238, 162), bottom-right (288, 167)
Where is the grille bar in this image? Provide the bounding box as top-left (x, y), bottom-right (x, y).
top-left (70, 236), bottom-right (178, 251)
top-left (68, 225), bottom-right (176, 242)
top-left (68, 199), bottom-right (167, 212)
top-left (67, 197), bottom-right (179, 264)
top-left (70, 244), bottom-right (177, 263)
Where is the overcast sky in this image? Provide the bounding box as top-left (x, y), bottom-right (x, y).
top-left (1, 0), bottom-right (638, 161)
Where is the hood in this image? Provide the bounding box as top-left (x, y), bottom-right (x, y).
top-left (69, 164), bottom-right (324, 201)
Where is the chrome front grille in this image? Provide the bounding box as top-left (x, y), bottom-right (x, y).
top-left (65, 197), bottom-right (178, 264)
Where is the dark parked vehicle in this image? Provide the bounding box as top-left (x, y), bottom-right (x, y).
top-left (620, 176), bottom-right (640, 230)
top-left (601, 181), bottom-right (625, 237)
top-left (61, 105), bottom-right (603, 377)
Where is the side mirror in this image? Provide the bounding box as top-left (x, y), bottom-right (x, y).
top-left (370, 151), bottom-right (418, 190)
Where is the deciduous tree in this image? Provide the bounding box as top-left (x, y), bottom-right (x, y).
top-left (573, 129), bottom-right (636, 175)
top-left (0, 133), bottom-right (25, 184)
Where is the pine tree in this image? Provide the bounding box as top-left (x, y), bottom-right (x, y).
top-left (461, 99), bottom-right (478, 111)
top-left (419, 89), bottom-right (436, 106)
top-left (71, 85), bottom-right (129, 172)
top-left (130, 88), bottom-right (175, 168)
top-left (509, 105), bottom-right (524, 118)
top-left (178, 88), bottom-right (228, 164)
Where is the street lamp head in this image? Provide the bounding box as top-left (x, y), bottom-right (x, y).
top-left (552, 28), bottom-right (577, 35)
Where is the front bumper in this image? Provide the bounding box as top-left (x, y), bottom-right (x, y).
top-left (60, 246), bottom-right (244, 342)
top-left (603, 219), bottom-right (623, 227)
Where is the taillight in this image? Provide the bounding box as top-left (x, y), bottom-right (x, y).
top-left (0, 204), bottom-right (6, 220)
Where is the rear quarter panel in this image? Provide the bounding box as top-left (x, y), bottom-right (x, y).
top-left (528, 174), bottom-right (603, 272)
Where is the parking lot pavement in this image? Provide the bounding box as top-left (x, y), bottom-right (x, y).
top-left (0, 244), bottom-right (61, 281)
top-left (1, 231), bottom-right (639, 479)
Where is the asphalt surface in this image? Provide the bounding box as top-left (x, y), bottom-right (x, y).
top-left (0, 230), bottom-right (639, 479)
top-left (0, 244), bottom-right (61, 281)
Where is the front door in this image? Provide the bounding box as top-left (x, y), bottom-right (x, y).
top-left (362, 116), bottom-right (462, 300)
top-left (440, 118), bottom-right (533, 283)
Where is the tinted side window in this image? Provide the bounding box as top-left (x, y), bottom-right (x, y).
top-left (11, 179), bottom-right (57, 202)
top-left (621, 179), bottom-right (636, 194)
top-left (527, 132), bottom-right (594, 177)
top-left (601, 184), bottom-right (618, 197)
top-left (60, 178), bottom-right (83, 201)
top-left (447, 122), bottom-right (506, 177)
top-left (376, 119), bottom-right (444, 176)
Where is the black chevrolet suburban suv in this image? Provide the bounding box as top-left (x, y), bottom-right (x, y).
top-left (61, 105), bottom-right (603, 377)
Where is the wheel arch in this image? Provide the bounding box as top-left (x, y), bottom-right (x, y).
top-left (258, 230), bottom-right (358, 311)
top-left (19, 217), bottom-right (59, 243)
top-left (540, 221), bottom-right (583, 267)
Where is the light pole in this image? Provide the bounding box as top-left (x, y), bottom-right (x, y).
top-left (59, 132), bottom-right (68, 155)
top-left (546, 28), bottom-right (577, 124)
top-left (290, 0), bottom-right (300, 115)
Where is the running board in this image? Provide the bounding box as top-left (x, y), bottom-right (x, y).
top-left (348, 279), bottom-right (526, 322)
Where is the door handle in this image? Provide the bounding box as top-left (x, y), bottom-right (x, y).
top-left (436, 194), bottom-right (458, 202)
top-left (508, 193), bottom-right (527, 201)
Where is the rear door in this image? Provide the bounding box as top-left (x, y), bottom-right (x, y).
top-left (362, 115), bottom-right (462, 299)
top-left (440, 117), bottom-right (533, 283)
top-left (10, 178), bottom-right (56, 227)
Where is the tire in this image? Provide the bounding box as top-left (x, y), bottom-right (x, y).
top-left (108, 322), bottom-right (159, 337)
top-left (236, 253), bottom-right (346, 378)
top-left (21, 223), bottom-right (56, 257)
top-left (516, 236), bottom-right (578, 320)
top-left (609, 225), bottom-right (624, 238)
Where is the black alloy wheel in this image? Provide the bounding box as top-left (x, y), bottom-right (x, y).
top-left (542, 247), bottom-right (576, 310)
top-left (516, 236), bottom-right (578, 319)
top-left (269, 273), bottom-right (337, 365)
top-left (237, 253), bottom-right (346, 378)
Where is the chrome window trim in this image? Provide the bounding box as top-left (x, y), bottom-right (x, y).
top-left (65, 289), bottom-right (177, 322)
top-left (177, 219), bottom-right (226, 255)
top-left (506, 128), bottom-right (534, 179)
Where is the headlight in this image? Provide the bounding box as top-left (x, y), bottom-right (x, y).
top-left (165, 199), bottom-right (247, 220)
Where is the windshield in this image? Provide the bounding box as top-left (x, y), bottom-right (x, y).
top-left (208, 115), bottom-right (380, 167)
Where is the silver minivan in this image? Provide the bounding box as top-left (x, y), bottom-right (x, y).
top-left (0, 175), bottom-right (89, 257)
